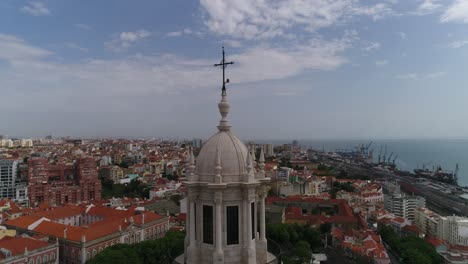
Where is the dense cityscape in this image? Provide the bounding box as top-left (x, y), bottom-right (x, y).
top-left (4, 0), bottom-right (468, 264)
top-left (2, 124), bottom-right (468, 264)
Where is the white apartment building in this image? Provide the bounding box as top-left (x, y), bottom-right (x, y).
top-left (438, 216), bottom-right (468, 246)
top-left (0, 139), bottom-right (13, 148)
top-left (20, 139), bottom-right (33, 147)
top-left (384, 192), bottom-right (426, 221)
top-left (414, 207), bottom-right (440, 237)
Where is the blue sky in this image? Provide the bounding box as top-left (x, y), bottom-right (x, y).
top-left (1, 0), bottom-right (468, 140)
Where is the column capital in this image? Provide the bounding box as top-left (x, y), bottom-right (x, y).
top-left (257, 187), bottom-right (268, 199)
top-left (188, 190), bottom-right (199, 200)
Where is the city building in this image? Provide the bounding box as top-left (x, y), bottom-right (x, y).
top-left (0, 236), bottom-right (59, 264)
top-left (0, 140), bottom-right (13, 148)
top-left (275, 167), bottom-right (292, 182)
top-left (414, 207), bottom-right (440, 237)
top-left (5, 205), bottom-right (169, 264)
top-left (270, 196), bottom-right (358, 230)
top-left (191, 139), bottom-right (202, 149)
top-left (331, 228), bottom-right (390, 264)
top-left (438, 216), bottom-right (468, 247)
top-left (27, 157), bottom-right (101, 207)
top-left (175, 64), bottom-right (273, 263)
top-left (262, 144), bottom-right (274, 157)
top-left (384, 192), bottom-right (425, 221)
top-left (20, 139), bottom-right (33, 148)
top-left (0, 160), bottom-right (18, 200)
top-left (109, 166), bottom-right (124, 182)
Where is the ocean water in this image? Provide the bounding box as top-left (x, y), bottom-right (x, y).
top-left (271, 139), bottom-right (468, 186)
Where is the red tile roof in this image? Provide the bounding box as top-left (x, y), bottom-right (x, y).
top-left (0, 237), bottom-right (51, 258)
top-left (5, 206), bottom-right (166, 242)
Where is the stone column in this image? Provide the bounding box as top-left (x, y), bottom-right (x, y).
top-left (187, 192), bottom-right (198, 264)
top-left (256, 189), bottom-right (267, 264)
top-left (213, 191), bottom-right (224, 263)
top-left (189, 201), bottom-right (196, 245)
top-left (259, 193), bottom-right (266, 241)
top-left (243, 189), bottom-right (256, 263)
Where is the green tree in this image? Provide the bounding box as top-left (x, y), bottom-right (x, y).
top-left (88, 231), bottom-right (184, 264)
top-left (295, 241), bottom-right (311, 264)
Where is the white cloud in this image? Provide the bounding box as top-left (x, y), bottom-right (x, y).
top-left (375, 60), bottom-right (388, 66)
top-left (21, 2), bottom-right (50, 16)
top-left (425, 71), bottom-right (446, 78)
top-left (224, 40), bottom-right (243, 48)
top-left (449, 40), bottom-right (468, 49)
top-left (396, 71), bottom-right (446, 80)
top-left (352, 3), bottom-right (393, 20)
top-left (166, 28), bottom-right (201, 37)
top-left (414, 0), bottom-right (443, 15)
top-left (105, 30), bottom-right (151, 51)
top-left (363, 42), bottom-right (381, 51)
top-left (65, 42), bottom-right (88, 52)
top-left (0, 34), bottom-right (51, 61)
top-left (199, 0), bottom-right (394, 39)
top-left (441, 0), bottom-right (468, 23)
top-left (75, 23), bottom-right (93, 31)
top-left (166, 31), bottom-right (183, 37)
top-left (0, 33), bottom-right (350, 112)
top-left (396, 32), bottom-right (407, 39)
top-left (120, 30), bottom-right (150, 42)
top-left (396, 73), bottom-right (419, 80)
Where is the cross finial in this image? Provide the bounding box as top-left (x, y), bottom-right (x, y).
top-left (214, 46), bottom-right (234, 96)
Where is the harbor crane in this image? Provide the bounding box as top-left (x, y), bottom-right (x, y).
top-left (387, 152), bottom-right (394, 164)
top-left (377, 145), bottom-right (383, 164)
top-left (382, 145), bottom-right (387, 165)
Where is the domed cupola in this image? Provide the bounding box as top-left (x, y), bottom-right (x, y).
top-left (178, 47), bottom-right (272, 264)
top-left (195, 89), bottom-right (251, 183)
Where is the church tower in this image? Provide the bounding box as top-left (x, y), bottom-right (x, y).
top-left (178, 48), bottom-right (271, 264)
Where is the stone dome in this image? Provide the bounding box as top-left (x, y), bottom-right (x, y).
top-left (194, 86), bottom-right (252, 183)
top-left (195, 130), bottom-right (248, 182)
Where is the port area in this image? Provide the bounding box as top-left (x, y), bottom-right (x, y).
top-left (322, 155), bottom-right (468, 216)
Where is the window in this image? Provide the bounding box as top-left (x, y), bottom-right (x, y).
top-left (92, 249), bottom-right (97, 257)
top-left (227, 206), bottom-right (239, 245)
top-left (203, 205), bottom-right (213, 244)
top-left (251, 202), bottom-right (255, 239)
top-left (29, 259), bottom-right (34, 264)
top-left (43, 255), bottom-right (48, 263)
top-left (36, 257), bottom-right (41, 264)
top-left (51, 252), bottom-right (55, 260)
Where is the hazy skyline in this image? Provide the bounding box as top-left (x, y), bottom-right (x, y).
top-left (2, 0), bottom-right (468, 140)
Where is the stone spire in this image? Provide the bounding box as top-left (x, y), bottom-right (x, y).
top-left (250, 146), bottom-right (257, 167)
top-left (259, 146), bottom-right (265, 173)
top-left (185, 148), bottom-right (192, 177)
top-left (245, 150), bottom-right (254, 182)
top-left (188, 147), bottom-right (196, 180)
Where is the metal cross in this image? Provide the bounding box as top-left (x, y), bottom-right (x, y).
top-left (214, 46), bottom-right (234, 95)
